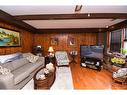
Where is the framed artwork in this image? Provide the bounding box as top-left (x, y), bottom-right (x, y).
top-left (50, 37), bottom-right (58, 45)
top-left (68, 36), bottom-right (76, 46)
top-left (0, 27), bottom-right (21, 47)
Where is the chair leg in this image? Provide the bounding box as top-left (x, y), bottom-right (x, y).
top-left (122, 78), bottom-right (127, 85)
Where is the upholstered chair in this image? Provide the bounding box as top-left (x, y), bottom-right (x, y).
top-left (55, 51), bottom-right (69, 66)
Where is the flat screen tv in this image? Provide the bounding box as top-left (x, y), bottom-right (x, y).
top-left (80, 45), bottom-right (104, 60)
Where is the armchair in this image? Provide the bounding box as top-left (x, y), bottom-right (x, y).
top-left (55, 51), bottom-right (69, 66)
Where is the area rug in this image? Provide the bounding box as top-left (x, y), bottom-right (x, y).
top-left (21, 67), bottom-right (73, 90)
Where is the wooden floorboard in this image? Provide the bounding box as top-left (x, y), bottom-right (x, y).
top-left (70, 62), bottom-right (127, 90)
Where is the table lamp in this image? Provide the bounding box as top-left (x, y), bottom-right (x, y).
top-left (48, 46), bottom-right (54, 57)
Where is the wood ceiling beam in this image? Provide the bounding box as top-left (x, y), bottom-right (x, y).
top-left (108, 19), bottom-right (127, 31)
top-left (14, 13), bottom-right (127, 20)
top-left (0, 10), bottom-right (37, 33)
top-left (36, 28), bottom-right (108, 34)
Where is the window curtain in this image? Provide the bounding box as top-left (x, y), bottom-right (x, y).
top-left (125, 28), bottom-right (127, 40)
top-left (124, 28), bottom-right (127, 50)
top-left (110, 29), bottom-right (122, 52)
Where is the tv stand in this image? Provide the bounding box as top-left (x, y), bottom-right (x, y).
top-left (80, 57), bottom-right (102, 71)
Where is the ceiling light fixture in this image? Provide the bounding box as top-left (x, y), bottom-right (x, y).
top-left (88, 13), bottom-right (90, 17)
top-left (75, 5), bottom-right (82, 14)
top-left (106, 25), bottom-right (109, 28)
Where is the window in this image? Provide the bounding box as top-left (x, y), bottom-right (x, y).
top-left (110, 29), bottom-right (122, 52)
top-left (125, 28), bottom-right (127, 40)
top-left (124, 28), bottom-right (127, 52)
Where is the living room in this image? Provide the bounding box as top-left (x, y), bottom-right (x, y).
top-left (0, 0), bottom-right (127, 95)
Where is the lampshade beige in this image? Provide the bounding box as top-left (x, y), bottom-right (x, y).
top-left (48, 46), bottom-right (54, 52)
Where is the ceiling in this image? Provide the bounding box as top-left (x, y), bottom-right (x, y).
top-left (1, 6), bottom-right (127, 15)
top-left (0, 6), bottom-right (127, 30)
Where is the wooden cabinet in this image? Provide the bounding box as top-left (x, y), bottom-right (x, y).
top-left (81, 57), bottom-right (102, 71)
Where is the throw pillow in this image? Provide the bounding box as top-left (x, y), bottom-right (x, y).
top-left (0, 52), bottom-right (22, 64)
top-left (23, 53), bottom-right (35, 58)
top-left (26, 55), bottom-right (39, 63)
top-left (46, 62), bottom-right (54, 72)
top-left (0, 66), bottom-right (11, 75)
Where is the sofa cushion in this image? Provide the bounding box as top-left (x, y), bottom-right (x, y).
top-left (25, 58), bottom-right (45, 73)
top-left (12, 63), bottom-right (33, 85)
top-left (32, 60), bottom-right (44, 69)
top-left (37, 57), bottom-right (45, 62)
top-left (12, 60), bottom-right (44, 85)
top-left (22, 53), bottom-right (35, 58)
top-left (26, 55), bottom-right (39, 63)
top-left (0, 62), bottom-right (14, 71)
top-left (11, 58), bottom-right (29, 70)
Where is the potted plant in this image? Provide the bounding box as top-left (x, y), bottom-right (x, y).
top-left (111, 53), bottom-right (126, 67)
top-left (121, 48), bottom-right (127, 55)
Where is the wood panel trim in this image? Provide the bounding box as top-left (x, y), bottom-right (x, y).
top-left (0, 10), bottom-right (37, 33)
top-left (108, 20), bottom-right (127, 31)
top-left (14, 13), bottom-right (127, 20)
top-left (37, 28), bottom-right (108, 34)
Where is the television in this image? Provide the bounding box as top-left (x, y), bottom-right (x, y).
top-left (80, 45), bottom-right (104, 60)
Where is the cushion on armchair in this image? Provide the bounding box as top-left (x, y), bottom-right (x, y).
top-left (55, 51), bottom-right (69, 66)
top-left (113, 68), bottom-right (127, 78)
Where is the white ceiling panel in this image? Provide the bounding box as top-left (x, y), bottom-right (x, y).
top-left (23, 19), bottom-right (125, 29)
top-left (0, 6), bottom-right (75, 15)
top-left (0, 0), bottom-right (127, 5)
top-left (81, 6), bottom-right (127, 13)
top-left (0, 6), bottom-right (127, 15)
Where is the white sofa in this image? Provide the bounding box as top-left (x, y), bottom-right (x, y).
top-left (0, 52), bottom-right (45, 89)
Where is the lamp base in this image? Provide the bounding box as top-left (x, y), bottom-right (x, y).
top-left (49, 52), bottom-right (54, 57)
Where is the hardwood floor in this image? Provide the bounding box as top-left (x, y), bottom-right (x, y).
top-left (70, 62), bottom-right (127, 90)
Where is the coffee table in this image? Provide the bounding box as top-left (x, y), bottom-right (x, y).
top-left (33, 67), bottom-right (56, 89)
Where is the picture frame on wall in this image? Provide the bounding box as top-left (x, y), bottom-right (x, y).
top-left (50, 37), bottom-right (58, 45)
top-left (68, 36), bottom-right (76, 46)
top-left (0, 27), bottom-right (21, 47)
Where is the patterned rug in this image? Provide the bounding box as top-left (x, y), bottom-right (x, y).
top-left (22, 67), bottom-right (73, 90)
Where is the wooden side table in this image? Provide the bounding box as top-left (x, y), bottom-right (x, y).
top-left (45, 56), bottom-right (56, 66)
top-left (69, 51), bottom-right (78, 64)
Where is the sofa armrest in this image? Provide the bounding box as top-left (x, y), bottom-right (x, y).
top-left (36, 57), bottom-right (45, 66)
top-left (38, 57), bottom-right (44, 60)
top-left (38, 57), bottom-right (45, 63)
top-left (0, 73), bottom-right (14, 89)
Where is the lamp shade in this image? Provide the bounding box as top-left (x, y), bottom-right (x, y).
top-left (48, 46), bottom-right (54, 52)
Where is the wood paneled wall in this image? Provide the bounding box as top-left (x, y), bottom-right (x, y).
top-left (0, 20), bottom-right (105, 56)
top-left (33, 32), bottom-right (99, 61)
top-left (0, 21), bottom-right (33, 55)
